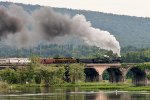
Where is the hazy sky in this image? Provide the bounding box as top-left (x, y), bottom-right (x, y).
top-left (1, 0), bottom-right (150, 17)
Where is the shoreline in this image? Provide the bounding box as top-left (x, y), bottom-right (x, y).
top-left (9, 82), bottom-right (150, 91)
top-left (2, 81), bottom-right (150, 93)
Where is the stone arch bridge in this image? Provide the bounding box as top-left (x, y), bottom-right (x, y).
top-left (0, 63), bottom-right (150, 85)
top-left (85, 63), bottom-right (150, 86)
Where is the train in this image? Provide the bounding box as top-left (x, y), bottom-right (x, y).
top-left (40, 57), bottom-right (77, 64)
top-left (40, 56), bottom-right (122, 64)
top-left (0, 56), bottom-right (121, 65)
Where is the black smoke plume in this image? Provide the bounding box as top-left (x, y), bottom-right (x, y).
top-left (0, 8), bottom-right (22, 39)
top-left (0, 4), bottom-right (121, 56)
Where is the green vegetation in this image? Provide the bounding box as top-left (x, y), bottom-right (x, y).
top-left (1, 55), bottom-right (150, 92)
top-left (81, 84), bottom-right (150, 91)
top-left (0, 59), bottom-right (85, 86)
top-left (1, 43), bottom-right (150, 64)
top-left (61, 82), bottom-right (150, 91)
top-left (8, 82), bottom-right (150, 91)
top-left (136, 63), bottom-right (150, 70)
top-left (0, 44), bottom-right (113, 58)
top-left (69, 64), bottom-right (85, 83)
top-left (122, 49), bottom-right (150, 63)
top-left (0, 81), bottom-right (9, 92)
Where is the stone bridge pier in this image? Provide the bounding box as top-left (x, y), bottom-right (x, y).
top-left (85, 63), bottom-right (149, 86)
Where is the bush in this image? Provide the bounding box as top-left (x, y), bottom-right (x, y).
top-left (49, 67), bottom-right (65, 85)
top-left (69, 64), bottom-right (85, 83)
top-left (0, 68), bottom-right (18, 84)
top-left (16, 67), bottom-right (34, 84)
top-left (0, 63), bottom-right (85, 86)
top-left (147, 74), bottom-right (150, 80)
top-left (34, 66), bottom-right (65, 86)
top-left (0, 81), bottom-right (9, 92)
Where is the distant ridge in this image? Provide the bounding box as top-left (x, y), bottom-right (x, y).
top-left (1, 1), bottom-right (150, 48)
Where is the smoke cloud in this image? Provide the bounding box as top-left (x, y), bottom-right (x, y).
top-left (0, 7), bottom-right (22, 38)
top-left (0, 4), bottom-right (121, 56)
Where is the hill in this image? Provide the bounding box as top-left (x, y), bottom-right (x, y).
top-left (0, 2), bottom-right (150, 49)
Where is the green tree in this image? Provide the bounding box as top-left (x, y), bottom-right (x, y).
top-left (16, 66), bottom-right (35, 84)
top-left (0, 68), bottom-right (17, 84)
top-left (69, 64), bottom-right (85, 83)
top-left (34, 65), bottom-right (65, 86)
top-left (34, 66), bottom-right (50, 86)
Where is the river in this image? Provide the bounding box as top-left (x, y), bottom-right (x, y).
top-left (0, 87), bottom-right (150, 100)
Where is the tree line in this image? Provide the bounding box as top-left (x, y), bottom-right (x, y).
top-left (122, 49), bottom-right (150, 63)
top-left (0, 56), bottom-right (85, 86)
top-left (1, 44), bottom-right (150, 63)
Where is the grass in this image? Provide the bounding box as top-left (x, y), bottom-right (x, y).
top-left (64, 82), bottom-right (133, 90)
top-left (55, 82), bottom-right (150, 91)
top-left (7, 81), bottom-right (150, 91)
top-left (125, 86), bottom-right (150, 91)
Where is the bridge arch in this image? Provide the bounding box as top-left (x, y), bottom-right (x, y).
top-left (84, 68), bottom-right (99, 82)
top-left (102, 68), bottom-right (123, 83)
top-left (84, 66), bottom-right (123, 83)
top-left (126, 67), bottom-right (147, 86)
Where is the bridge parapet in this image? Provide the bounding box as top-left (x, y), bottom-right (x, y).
top-left (86, 63), bottom-right (121, 67)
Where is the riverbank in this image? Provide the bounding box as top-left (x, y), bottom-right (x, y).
top-left (7, 82), bottom-right (150, 92)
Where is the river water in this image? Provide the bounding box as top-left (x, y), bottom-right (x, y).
top-left (0, 87), bottom-right (150, 100)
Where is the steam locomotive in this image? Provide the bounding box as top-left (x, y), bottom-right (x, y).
top-left (40, 56), bottom-right (122, 64)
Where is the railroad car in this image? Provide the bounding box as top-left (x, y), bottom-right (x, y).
top-left (0, 58), bottom-right (31, 64)
top-left (40, 57), bottom-right (77, 64)
top-left (40, 58), bottom-right (55, 64)
top-left (54, 58), bottom-right (77, 63)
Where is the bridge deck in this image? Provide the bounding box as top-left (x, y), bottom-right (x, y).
top-left (86, 63), bottom-right (122, 67)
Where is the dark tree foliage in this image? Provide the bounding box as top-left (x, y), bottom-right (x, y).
top-left (122, 50), bottom-right (150, 63)
top-left (0, 44), bottom-right (112, 58)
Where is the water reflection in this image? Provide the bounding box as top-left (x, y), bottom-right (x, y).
top-left (0, 87), bottom-right (150, 100)
top-left (93, 92), bottom-right (130, 100)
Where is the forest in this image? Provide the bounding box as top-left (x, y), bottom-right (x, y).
top-left (1, 44), bottom-right (150, 63)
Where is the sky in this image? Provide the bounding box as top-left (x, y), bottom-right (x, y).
top-left (0, 0), bottom-right (150, 17)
